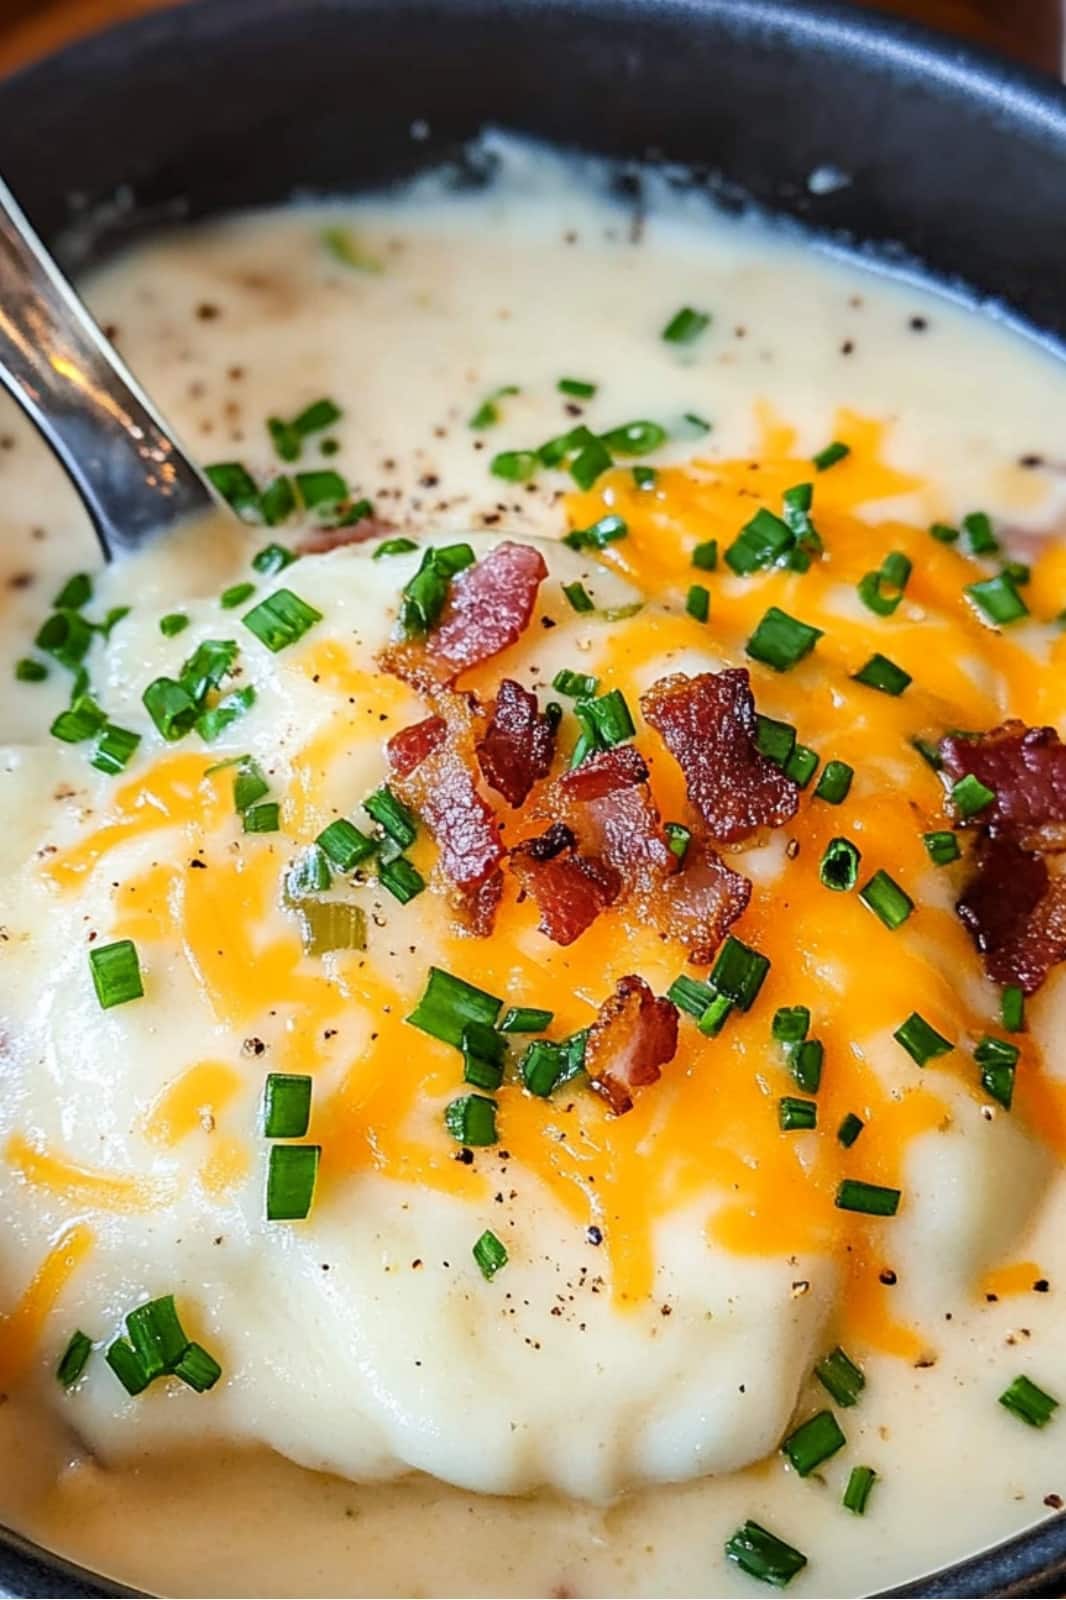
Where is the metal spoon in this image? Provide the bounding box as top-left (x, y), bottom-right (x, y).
top-left (0, 176), bottom-right (216, 559)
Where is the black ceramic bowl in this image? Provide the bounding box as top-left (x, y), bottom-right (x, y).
top-left (2, 1), bottom-right (1065, 1595)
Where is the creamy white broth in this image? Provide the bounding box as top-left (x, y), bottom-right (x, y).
top-left (1, 141), bottom-right (1065, 1597)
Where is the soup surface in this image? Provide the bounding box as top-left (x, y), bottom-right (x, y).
top-left (1, 140), bottom-right (1065, 1597)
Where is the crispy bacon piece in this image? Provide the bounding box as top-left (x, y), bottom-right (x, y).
top-left (550, 746), bottom-right (675, 896)
top-left (941, 721), bottom-right (1066, 852)
top-left (386, 694), bottom-right (504, 933)
top-left (382, 541), bottom-right (548, 688)
top-left (476, 679), bottom-right (557, 806)
top-left (585, 975), bottom-right (680, 1116)
top-left (510, 823), bottom-right (619, 945)
top-left (647, 835), bottom-right (752, 966)
top-left (956, 837), bottom-right (1066, 994)
top-left (641, 669), bottom-right (799, 843)
top-left (296, 516), bottom-right (394, 554)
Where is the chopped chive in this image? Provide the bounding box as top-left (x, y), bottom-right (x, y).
top-left (599, 420), bottom-right (667, 456)
top-left (373, 537), bottom-right (419, 560)
top-left (725, 507), bottom-right (794, 575)
top-left (173, 1342), bottom-right (222, 1393)
top-left (930, 520), bottom-right (959, 543)
top-left (179, 638), bottom-right (237, 701)
top-left (558, 377), bottom-right (597, 398)
top-left (292, 397), bottom-right (342, 437)
top-left (463, 1052), bottom-right (503, 1092)
top-left (159, 612), bottom-right (190, 638)
top-left (859, 870), bottom-right (914, 930)
top-left (242, 801), bottom-right (280, 834)
top-left (789, 1038), bottom-right (824, 1094)
top-left (286, 845), bottom-right (331, 898)
top-left (316, 818), bottom-right (376, 871)
top-left (819, 837), bottom-right (861, 892)
top-left (232, 758), bottom-right (269, 814)
top-left (242, 589), bottom-right (321, 653)
top-left (923, 829), bottom-right (961, 866)
top-left (664, 822), bottom-right (691, 862)
top-left (267, 416), bottom-right (301, 462)
top-left (106, 1338), bottom-right (151, 1396)
top-left (51, 695), bottom-right (106, 745)
top-left (196, 685), bottom-right (256, 743)
top-left (724, 1521), bottom-right (807, 1588)
top-left (667, 974), bottom-right (716, 1019)
top-left (461, 1020), bottom-right (505, 1067)
top-left (692, 539), bottom-right (718, 571)
top-left (379, 855), bottom-right (425, 903)
top-left (53, 572), bottom-right (93, 610)
top-left (894, 1012), bottom-right (953, 1066)
top-left (563, 513), bottom-right (628, 552)
top-left (143, 677), bottom-right (198, 741)
top-left (697, 993), bottom-right (733, 1037)
top-left (975, 1035), bottom-right (1020, 1110)
top-left (444, 1093), bottom-right (498, 1146)
top-left (521, 1039), bottom-right (567, 1097)
top-left (570, 437), bottom-right (614, 490)
top-left (90, 723), bottom-right (141, 776)
top-left (782, 1410), bottom-right (846, 1476)
top-left (363, 784), bottom-right (417, 847)
top-left (220, 581), bottom-right (256, 610)
top-left (680, 411), bottom-right (711, 434)
top-left (837, 1112), bottom-right (864, 1148)
top-left (89, 940), bottom-right (143, 1009)
top-left (632, 465), bottom-right (658, 490)
top-left (962, 510), bottom-right (999, 556)
top-left (332, 497), bottom-right (373, 529)
top-left (843, 1465), bottom-right (877, 1515)
top-left (772, 1006), bottom-right (810, 1045)
top-left (408, 967), bottom-right (502, 1048)
top-left (500, 1005), bottom-right (553, 1034)
top-left (967, 572), bottom-right (1029, 625)
top-left (1001, 985), bottom-right (1025, 1033)
top-left (553, 668), bottom-right (600, 698)
top-left (999, 1374), bottom-right (1058, 1429)
top-left (490, 450), bottom-right (538, 483)
top-left (710, 936), bottom-right (770, 1011)
top-left (858, 550), bottom-right (912, 617)
top-left (1002, 560), bottom-right (1031, 586)
top-left (56, 1330), bottom-right (92, 1389)
top-left (266, 1143), bottom-right (320, 1221)
top-left (951, 772), bottom-right (995, 819)
top-left (814, 760), bottom-right (853, 805)
top-left (296, 901), bottom-right (367, 956)
top-left (205, 461), bottom-right (259, 517)
top-left (295, 469), bottom-right (347, 511)
top-left (746, 607), bottom-right (823, 673)
top-left (755, 715), bottom-right (797, 768)
top-left (852, 653), bottom-right (912, 696)
top-left (784, 744), bottom-right (819, 788)
top-left (814, 1345), bottom-right (866, 1407)
top-left (812, 440), bottom-right (850, 472)
top-left (36, 610), bottom-right (94, 671)
top-left (473, 1229), bottom-right (509, 1279)
top-left (263, 1073), bottom-right (312, 1138)
top-left (662, 306), bottom-right (710, 344)
top-left (15, 657), bottom-right (48, 682)
top-left (562, 581), bottom-right (595, 613)
top-left (779, 1096), bottom-right (817, 1131)
top-left (685, 584), bottom-right (710, 622)
top-left (575, 688), bottom-right (635, 748)
top-left (469, 385), bottom-right (519, 430)
top-left (912, 735), bottom-right (943, 772)
top-left (126, 1294), bottom-right (188, 1381)
top-left (836, 1179), bottom-right (901, 1216)
top-left (537, 424), bottom-right (592, 469)
top-left (259, 475), bottom-right (296, 527)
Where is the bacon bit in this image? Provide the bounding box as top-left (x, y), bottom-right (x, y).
top-left (382, 541), bottom-right (548, 688)
top-left (476, 679), bottom-right (557, 806)
top-left (296, 516), bottom-right (393, 554)
top-left (647, 835), bottom-right (752, 966)
top-left (641, 669), bottom-right (799, 843)
top-left (386, 693), bottom-right (504, 933)
top-left (956, 837), bottom-right (1066, 994)
top-left (510, 824), bottom-right (619, 945)
top-left (941, 721), bottom-right (1066, 851)
top-left (550, 745), bottom-right (675, 896)
top-left (585, 976), bottom-right (679, 1115)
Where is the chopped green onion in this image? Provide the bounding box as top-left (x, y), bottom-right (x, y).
top-left (1001, 985), bottom-right (1025, 1033)
top-left (553, 668), bottom-right (599, 699)
top-left (473, 1229), bottom-right (509, 1279)
top-left (781, 1409), bottom-right (846, 1476)
top-left (710, 936), bottom-right (770, 1011)
top-left (295, 469), bottom-right (347, 511)
top-left (725, 507), bottom-right (794, 575)
top-left (859, 870), bottom-right (914, 930)
top-left (463, 1052), bottom-right (503, 1092)
top-left (558, 377), bottom-right (597, 398)
top-left (379, 856), bottom-right (425, 903)
top-left (259, 476), bottom-right (296, 527)
top-left (292, 397), bottom-right (342, 436)
top-left (819, 837), bottom-right (861, 892)
top-left (852, 653), bottom-right (911, 696)
top-left (662, 306), bottom-right (710, 344)
top-left (779, 1096), bottom-right (817, 1131)
top-left (894, 1012), bottom-right (953, 1066)
top-left (692, 538), bottom-right (718, 571)
top-left (951, 772), bottom-right (995, 819)
top-left (89, 939), bottom-right (143, 1009)
top-left (51, 695), bottom-right (106, 745)
top-left (363, 785), bottom-right (417, 847)
top-left (196, 685), bottom-right (256, 743)
top-left (667, 974), bottom-right (716, 1019)
top-left (837, 1112), bottom-right (864, 1148)
top-left (599, 420), bottom-right (666, 456)
top-left (243, 589), bottom-right (321, 653)
top-left (500, 1006), bottom-right (553, 1034)
top-left (398, 544), bottom-right (474, 637)
top-left (373, 537), bottom-right (419, 560)
top-left (664, 822), bottom-right (691, 861)
top-left (697, 993), bottom-right (733, 1037)
top-left (126, 1294), bottom-right (188, 1381)
top-left (912, 735), bottom-right (943, 771)
top-left (632, 465), bottom-right (658, 490)
top-left (575, 689), bottom-right (635, 749)
top-left (843, 1465), bottom-right (877, 1515)
top-left (469, 385), bottom-right (519, 430)
top-left (521, 1040), bottom-right (567, 1097)
top-left (491, 449), bottom-right (538, 483)
top-left (106, 1338), bottom-right (151, 1396)
top-left (813, 759), bottom-right (853, 806)
top-left (812, 440), bottom-right (850, 472)
top-left (724, 1521), bottom-right (807, 1589)
top-left (268, 417), bottom-right (301, 461)
top-left (562, 581), bottom-right (595, 613)
top-left (142, 677), bottom-right (198, 740)
top-left (858, 550), bottom-right (912, 617)
top-left (1002, 560), bottom-right (1031, 586)
top-left (286, 845), bottom-right (331, 897)
top-left (159, 612), bottom-right (190, 638)
top-left (56, 1330), bottom-right (92, 1389)
top-left (36, 610), bottom-right (94, 671)
top-left (317, 818), bottom-right (376, 871)
top-left (680, 411), bottom-right (711, 435)
top-left (295, 900), bottom-right (367, 956)
top-left (266, 1143), bottom-right (320, 1221)
top-left (242, 801), bottom-right (280, 834)
top-left (967, 572), bottom-right (1029, 625)
top-left (570, 437), bottom-right (613, 490)
top-left (90, 723), bottom-right (141, 776)
top-left (836, 1179), bottom-right (901, 1216)
top-left (179, 639), bottom-right (237, 702)
top-left (746, 607), bottom-right (823, 673)
top-left (975, 1034), bottom-right (1020, 1110)
top-left (461, 1020), bottom-right (505, 1070)
top-left (930, 520), bottom-right (959, 543)
top-left (815, 1345), bottom-right (866, 1407)
top-left (53, 572), bottom-right (93, 610)
top-left (220, 581), bottom-right (256, 610)
top-left (173, 1342), bottom-right (222, 1393)
top-left (444, 1094), bottom-right (498, 1146)
top-left (685, 584), bottom-right (710, 623)
top-left (233, 758), bottom-right (269, 814)
top-left (784, 744), bottom-right (819, 788)
top-left (999, 1374), bottom-right (1058, 1429)
top-left (772, 1006), bottom-right (810, 1045)
top-left (15, 657), bottom-right (48, 682)
top-left (923, 829), bottom-right (960, 866)
top-left (263, 1073), bottom-right (312, 1138)
top-left (408, 967), bottom-right (502, 1048)
top-left (789, 1038), bottom-right (824, 1094)
top-left (563, 513), bottom-right (628, 552)
top-left (755, 716), bottom-right (797, 767)
top-left (962, 510), bottom-right (999, 556)
top-left (205, 461), bottom-right (259, 517)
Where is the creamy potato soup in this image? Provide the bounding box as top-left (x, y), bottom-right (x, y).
top-left (1, 140), bottom-right (1065, 1598)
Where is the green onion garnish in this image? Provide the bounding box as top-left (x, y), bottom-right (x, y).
top-left (837, 1112), bottom-right (864, 1148)
top-left (159, 612), bottom-right (190, 638)
top-left (54, 572), bottom-right (93, 610)
top-left (521, 1039), bottom-right (567, 1097)
top-left (930, 521), bottom-right (959, 543)
top-left (220, 581), bottom-right (256, 610)
top-left (852, 653), bottom-right (911, 696)
top-left (789, 1038), bottom-right (824, 1093)
top-left (266, 1143), bottom-right (320, 1220)
top-left (816, 1345), bottom-right (867, 1409)
top-left (782, 1409), bottom-right (846, 1476)
top-left (633, 465), bottom-right (658, 490)
top-left (912, 735), bottom-right (943, 771)
top-left (51, 695), bottom-right (106, 745)
top-left (268, 417), bottom-right (300, 461)
top-left (599, 420), bottom-right (666, 456)
top-left (813, 758), bottom-right (853, 805)
top-left (379, 856), bottom-right (425, 903)
top-left (812, 440), bottom-right (850, 472)
top-left (500, 1006), bottom-right (553, 1034)
top-left (843, 1465), bottom-right (877, 1515)
top-left (263, 1073), bottom-right (312, 1138)
top-left (697, 993), bottom-right (733, 1037)
top-left (444, 1094), bottom-right (498, 1146)
top-left (836, 1179), bottom-right (901, 1216)
top-left (779, 1096), bottom-right (817, 1131)
top-left (398, 544), bottom-right (475, 637)
top-left (90, 723), bottom-right (141, 776)
top-left (755, 716), bottom-right (796, 768)
top-left (285, 845), bottom-right (331, 898)
top-left (725, 507), bottom-right (794, 575)
top-left (469, 385), bottom-right (519, 430)
top-left (574, 688), bottom-right (635, 749)
top-left (558, 377), bottom-right (597, 398)
top-left (317, 818), bottom-right (376, 871)
top-left (89, 940), bottom-right (143, 1009)
top-left (36, 610), bottom-right (94, 671)
top-left (242, 801), bottom-right (280, 834)
top-left (662, 306), bottom-right (710, 344)
top-left (463, 1052), bottom-right (503, 1093)
top-left (473, 1229), bottom-right (509, 1279)
top-left (894, 1012), bottom-right (952, 1066)
top-left (710, 936), bottom-right (770, 1011)
top-left (243, 589), bottom-right (322, 653)
top-left (373, 537), bottom-right (419, 560)
top-left (295, 469), bottom-right (347, 511)
top-left (772, 1006), bottom-right (810, 1044)
top-left (179, 638), bottom-right (238, 701)
top-left (819, 837), bottom-right (861, 892)
top-left (859, 870), bottom-right (914, 930)
top-left (785, 744), bottom-right (819, 788)
top-left (295, 901), bottom-right (367, 957)
top-left (692, 539), bottom-right (718, 571)
top-left (56, 1330), bottom-right (92, 1389)
top-left (106, 1338), bottom-right (151, 1396)
top-left (962, 510), bottom-right (999, 556)
top-left (999, 1374), bottom-right (1058, 1429)
top-left (127, 1294), bottom-right (188, 1381)
top-left (233, 758), bottom-right (269, 814)
top-left (975, 1034), bottom-right (1020, 1109)
top-left (173, 1342), bottom-right (223, 1393)
top-left (858, 550), bottom-right (912, 617)
top-left (668, 974), bottom-right (716, 1018)
top-left (15, 657), bottom-right (48, 682)
top-left (681, 411), bottom-right (711, 435)
top-left (1001, 985), bottom-right (1025, 1033)
top-left (259, 476), bottom-right (296, 527)
top-left (562, 581), bottom-right (595, 613)
top-left (951, 772), bottom-right (995, 819)
top-left (686, 584), bottom-right (710, 623)
top-left (664, 822), bottom-right (691, 861)
top-left (553, 668), bottom-right (600, 699)
top-left (408, 967), bottom-right (502, 1049)
top-left (143, 678), bottom-right (198, 741)
top-left (363, 785), bottom-right (417, 847)
top-left (966, 572), bottom-right (1029, 625)
top-left (490, 450), bottom-right (538, 483)
top-left (746, 607), bottom-right (823, 673)
top-left (206, 461), bottom-right (259, 518)
top-left (563, 513), bottom-right (627, 551)
top-left (195, 685), bottom-right (256, 743)
top-left (724, 1521), bottom-right (807, 1588)
top-left (923, 829), bottom-right (960, 866)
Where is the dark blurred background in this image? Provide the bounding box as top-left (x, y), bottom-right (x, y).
top-left (0, 0), bottom-right (1061, 75)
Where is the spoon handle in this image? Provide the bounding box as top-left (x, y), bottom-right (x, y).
top-left (0, 177), bottom-right (215, 558)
